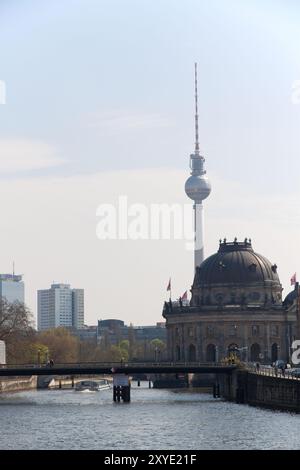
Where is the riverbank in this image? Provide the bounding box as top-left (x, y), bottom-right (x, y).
top-left (48, 375), bottom-right (113, 389)
top-left (221, 369), bottom-right (300, 412)
top-left (0, 376), bottom-right (37, 393)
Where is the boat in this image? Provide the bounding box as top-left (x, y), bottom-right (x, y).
top-left (74, 379), bottom-right (110, 392)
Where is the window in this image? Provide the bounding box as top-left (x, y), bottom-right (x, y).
top-left (249, 263), bottom-right (257, 272)
top-left (215, 293), bottom-right (224, 304)
top-left (249, 292), bottom-right (260, 302)
top-left (271, 325), bottom-right (279, 337)
top-left (229, 325), bottom-right (238, 336)
top-left (207, 326), bottom-right (214, 337)
top-left (252, 325), bottom-right (259, 336)
top-left (188, 327), bottom-right (194, 338)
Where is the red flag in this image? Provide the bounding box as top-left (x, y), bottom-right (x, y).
top-left (181, 290), bottom-right (188, 300)
top-left (166, 278), bottom-right (171, 291)
top-left (291, 273), bottom-right (297, 286)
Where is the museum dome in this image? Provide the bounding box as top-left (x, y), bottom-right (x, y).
top-left (283, 288), bottom-right (297, 307)
top-left (194, 239), bottom-right (280, 286)
top-left (191, 239), bottom-right (282, 307)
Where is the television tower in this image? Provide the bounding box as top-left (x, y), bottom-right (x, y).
top-left (185, 63), bottom-right (211, 272)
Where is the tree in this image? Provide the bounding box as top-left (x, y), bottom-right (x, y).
top-left (28, 343), bottom-right (49, 364)
top-left (150, 339), bottom-right (166, 361)
top-left (37, 327), bottom-right (79, 363)
top-left (0, 299), bottom-right (36, 364)
top-left (150, 339), bottom-right (166, 351)
top-left (0, 299), bottom-right (33, 341)
top-left (109, 345), bottom-right (124, 362)
top-left (128, 324), bottom-right (136, 359)
top-left (119, 339), bottom-right (129, 353)
top-left (78, 339), bottom-right (98, 362)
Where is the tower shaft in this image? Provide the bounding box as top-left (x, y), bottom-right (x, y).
top-left (194, 202), bottom-right (204, 268)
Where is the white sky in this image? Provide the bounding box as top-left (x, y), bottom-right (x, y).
top-left (0, 0), bottom-right (299, 325)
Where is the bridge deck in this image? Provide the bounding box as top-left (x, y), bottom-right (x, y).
top-left (0, 362), bottom-right (236, 376)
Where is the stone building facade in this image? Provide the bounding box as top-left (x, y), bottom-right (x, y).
top-left (163, 239), bottom-right (298, 363)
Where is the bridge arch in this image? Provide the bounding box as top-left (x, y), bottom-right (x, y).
top-left (271, 343), bottom-right (278, 363)
top-left (206, 344), bottom-right (216, 362)
top-left (250, 343), bottom-right (261, 362)
top-left (188, 344), bottom-right (196, 362)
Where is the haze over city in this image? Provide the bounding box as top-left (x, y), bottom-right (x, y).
top-left (0, 0), bottom-right (300, 325)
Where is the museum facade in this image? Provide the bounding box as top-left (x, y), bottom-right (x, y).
top-left (163, 239), bottom-right (298, 363)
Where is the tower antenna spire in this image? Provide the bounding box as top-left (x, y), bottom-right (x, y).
top-left (194, 62), bottom-right (200, 155)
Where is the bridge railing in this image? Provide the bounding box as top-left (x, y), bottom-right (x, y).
top-left (246, 363), bottom-right (300, 380)
top-left (0, 361), bottom-right (236, 370)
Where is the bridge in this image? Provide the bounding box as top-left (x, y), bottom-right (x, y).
top-left (0, 361), bottom-right (236, 377)
top-left (1, 362), bottom-right (299, 409)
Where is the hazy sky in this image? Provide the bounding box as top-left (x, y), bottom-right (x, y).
top-left (0, 0), bottom-right (299, 325)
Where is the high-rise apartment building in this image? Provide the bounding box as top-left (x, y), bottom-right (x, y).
top-left (0, 274), bottom-right (25, 304)
top-left (37, 283), bottom-right (84, 331)
top-left (72, 289), bottom-right (84, 329)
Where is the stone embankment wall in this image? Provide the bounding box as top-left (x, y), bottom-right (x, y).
top-left (221, 370), bottom-right (300, 412)
top-left (0, 376), bottom-right (37, 393)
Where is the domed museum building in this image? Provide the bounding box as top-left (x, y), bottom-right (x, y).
top-left (163, 239), bottom-right (298, 363)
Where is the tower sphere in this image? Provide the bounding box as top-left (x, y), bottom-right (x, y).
top-left (185, 174), bottom-right (211, 202)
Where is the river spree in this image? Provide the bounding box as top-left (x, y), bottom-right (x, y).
top-left (0, 382), bottom-right (299, 450)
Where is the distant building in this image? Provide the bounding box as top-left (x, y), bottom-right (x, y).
top-left (72, 289), bottom-right (84, 329)
top-left (37, 283), bottom-right (84, 331)
top-left (0, 340), bottom-right (6, 364)
top-left (71, 325), bottom-right (97, 343)
top-left (97, 319), bottom-right (166, 354)
top-left (0, 274), bottom-right (24, 304)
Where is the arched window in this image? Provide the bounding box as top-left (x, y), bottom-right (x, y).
top-left (188, 344), bottom-right (196, 362)
top-left (250, 343), bottom-right (261, 362)
top-left (206, 344), bottom-right (216, 362)
top-left (271, 343), bottom-right (278, 363)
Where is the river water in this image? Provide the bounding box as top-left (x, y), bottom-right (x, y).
top-left (0, 382), bottom-right (299, 450)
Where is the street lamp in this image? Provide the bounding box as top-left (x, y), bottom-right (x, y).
top-left (215, 346), bottom-right (219, 363)
top-left (37, 349), bottom-right (41, 366)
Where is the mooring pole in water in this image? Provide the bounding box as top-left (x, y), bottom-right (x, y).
top-left (59, 380), bottom-right (62, 389)
top-left (113, 374), bottom-right (131, 403)
top-left (213, 383), bottom-right (220, 398)
top-left (71, 376), bottom-right (74, 388)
